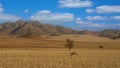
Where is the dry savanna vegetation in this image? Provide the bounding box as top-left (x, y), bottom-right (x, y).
top-left (0, 35), bottom-right (120, 49)
top-left (0, 35), bottom-right (120, 68)
top-left (0, 48), bottom-right (120, 68)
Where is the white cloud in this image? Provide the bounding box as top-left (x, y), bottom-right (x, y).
top-left (24, 9), bottom-right (29, 13)
top-left (0, 14), bottom-right (21, 23)
top-left (59, 0), bottom-right (93, 8)
top-left (76, 18), bottom-right (83, 24)
top-left (86, 16), bottom-right (107, 20)
top-left (75, 17), bottom-right (116, 30)
top-left (30, 10), bottom-right (74, 23)
top-left (0, 8), bottom-right (3, 12)
top-left (76, 18), bottom-right (103, 27)
top-left (111, 16), bottom-right (120, 20)
top-left (38, 10), bottom-right (51, 14)
top-left (96, 5), bottom-right (120, 13)
top-left (0, 3), bottom-right (4, 12)
top-left (116, 23), bottom-right (120, 26)
top-left (86, 9), bottom-right (94, 13)
top-left (86, 5), bottom-right (120, 13)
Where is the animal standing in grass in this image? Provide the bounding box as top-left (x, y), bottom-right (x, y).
top-left (70, 52), bottom-right (78, 56)
top-left (64, 39), bottom-right (74, 51)
top-left (99, 45), bottom-right (104, 49)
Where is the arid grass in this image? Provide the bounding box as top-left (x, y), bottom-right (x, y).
top-left (0, 48), bottom-right (120, 68)
top-left (0, 35), bottom-right (120, 68)
top-left (0, 35), bottom-right (120, 49)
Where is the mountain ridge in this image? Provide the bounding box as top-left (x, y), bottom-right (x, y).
top-left (0, 20), bottom-right (120, 39)
top-left (0, 20), bottom-right (78, 38)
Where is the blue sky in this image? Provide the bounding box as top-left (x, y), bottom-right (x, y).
top-left (0, 0), bottom-right (120, 30)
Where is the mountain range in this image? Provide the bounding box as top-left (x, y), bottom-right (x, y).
top-left (0, 20), bottom-right (120, 39)
top-left (0, 20), bottom-right (78, 38)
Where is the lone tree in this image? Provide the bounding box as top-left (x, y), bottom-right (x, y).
top-left (64, 39), bottom-right (74, 51)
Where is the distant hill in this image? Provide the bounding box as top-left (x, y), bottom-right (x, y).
top-left (77, 30), bottom-right (99, 36)
top-left (76, 29), bottom-right (120, 39)
top-left (98, 29), bottom-right (120, 39)
top-left (0, 20), bottom-right (120, 39)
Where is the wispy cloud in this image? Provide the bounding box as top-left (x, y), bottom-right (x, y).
top-left (76, 18), bottom-right (104, 28)
top-left (86, 9), bottom-right (94, 13)
top-left (75, 17), bottom-right (120, 30)
top-left (0, 14), bottom-right (21, 23)
top-left (24, 9), bottom-right (29, 13)
top-left (86, 5), bottom-right (120, 13)
top-left (30, 10), bottom-right (74, 23)
top-left (86, 16), bottom-right (107, 20)
top-left (0, 3), bottom-right (4, 12)
top-left (59, 0), bottom-right (93, 8)
top-left (111, 16), bottom-right (120, 20)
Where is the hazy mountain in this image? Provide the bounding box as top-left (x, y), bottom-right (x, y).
top-left (77, 30), bottom-right (99, 36)
top-left (0, 20), bottom-right (120, 39)
top-left (99, 29), bottom-right (120, 39)
top-left (0, 20), bottom-right (78, 38)
top-left (77, 29), bottom-right (120, 39)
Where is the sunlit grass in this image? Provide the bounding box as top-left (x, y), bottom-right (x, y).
top-left (0, 48), bottom-right (119, 68)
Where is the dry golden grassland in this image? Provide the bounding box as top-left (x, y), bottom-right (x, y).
top-left (0, 35), bottom-right (120, 68)
top-left (0, 48), bottom-right (120, 68)
top-left (0, 35), bottom-right (120, 49)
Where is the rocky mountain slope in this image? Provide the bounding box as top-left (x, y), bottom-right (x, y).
top-left (0, 20), bottom-right (120, 39)
top-left (0, 20), bottom-right (78, 38)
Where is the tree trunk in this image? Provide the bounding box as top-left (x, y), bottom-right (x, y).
top-left (69, 48), bottom-right (71, 51)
